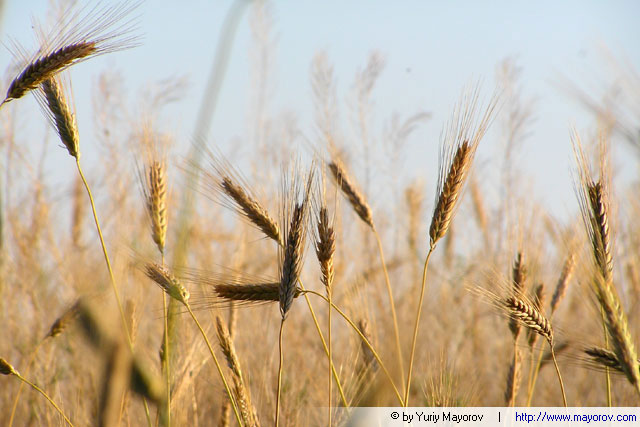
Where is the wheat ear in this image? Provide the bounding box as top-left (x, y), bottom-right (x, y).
top-left (38, 77), bottom-right (79, 157)
top-left (222, 176), bottom-right (283, 245)
top-left (2, 1), bottom-right (140, 106)
top-left (328, 160), bottom-right (373, 228)
top-left (506, 296), bottom-right (567, 406)
top-left (216, 316), bottom-right (259, 427)
top-left (406, 86), bottom-right (499, 406)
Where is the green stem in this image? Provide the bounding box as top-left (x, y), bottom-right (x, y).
top-left (184, 303), bottom-right (243, 427)
top-left (304, 290), bottom-right (405, 405)
top-left (14, 373), bottom-right (74, 426)
top-left (405, 245), bottom-right (435, 406)
top-left (373, 228), bottom-right (405, 392)
top-left (75, 160), bottom-right (153, 427)
top-left (275, 318), bottom-right (285, 427)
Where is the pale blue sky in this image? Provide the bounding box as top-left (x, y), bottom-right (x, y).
top-left (1, 0), bottom-right (639, 222)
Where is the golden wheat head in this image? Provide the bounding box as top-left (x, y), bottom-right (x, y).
top-left (2, 1), bottom-right (140, 105)
top-left (429, 85), bottom-right (499, 246)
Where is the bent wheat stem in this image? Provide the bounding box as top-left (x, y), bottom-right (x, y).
top-left (550, 347), bottom-right (567, 407)
top-left (184, 303), bottom-right (243, 427)
top-left (304, 289), bottom-right (404, 405)
top-left (76, 160), bottom-right (130, 344)
top-left (76, 160), bottom-right (152, 426)
top-left (14, 373), bottom-right (74, 426)
top-left (405, 245), bottom-right (435, 406)
top-left (298, 280), bottom-right (349, 407)
top-left (8, 340), bottom-right (44, 426)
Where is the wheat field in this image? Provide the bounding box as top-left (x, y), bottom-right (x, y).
top-left (1, 1), bottom-right (639, 426)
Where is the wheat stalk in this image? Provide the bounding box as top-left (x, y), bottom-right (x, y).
top-left (406, 86), bottom-right (499, 406)
top-left (1, 357), bottom-right (75, 426)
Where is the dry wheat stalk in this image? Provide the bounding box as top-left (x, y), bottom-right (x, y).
top-left (540, 342), bottom-right (570, 369)
top-left (505, 349), bottom-right (521, 406)
top-left (328, 159), bottom-right (373, 228)
top-left (550, 254), bottom-right (575, 314)
top-left (528, 284), bottom-right (546, 348)
top-left (3, 1), bottom-right (140, 105)
top-left (505, 296), bottom-right (553, 343)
